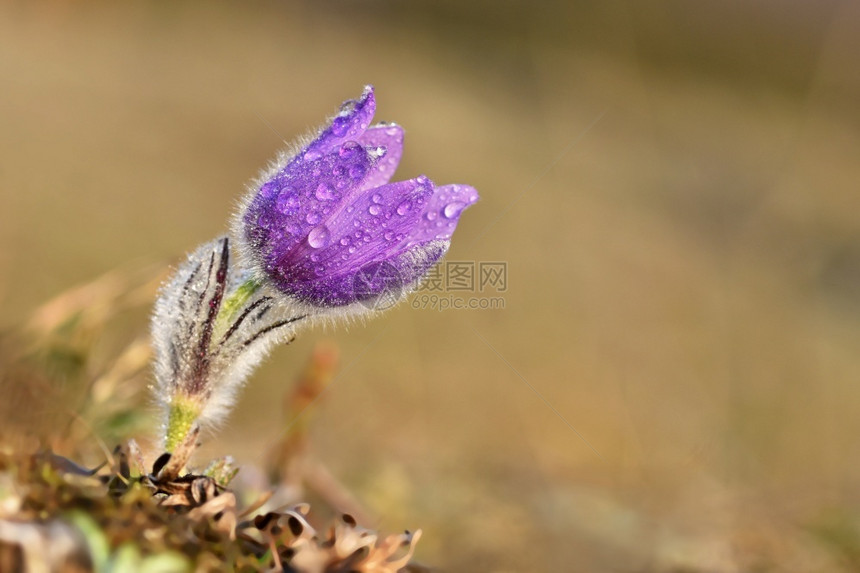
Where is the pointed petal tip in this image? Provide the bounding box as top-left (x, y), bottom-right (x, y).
top-left (438, 183), bottom-right (480, 211)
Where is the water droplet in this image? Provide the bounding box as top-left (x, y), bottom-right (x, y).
top-left (443, 202), bottom-right (466, 219)
top-left (315, 183), bottom-right (336, 201)
top-left (315, 264), bottom-right (326, 275)
top-left (339, 140), bottom-right (360, 156)
top-left (363, 236), bottom-right (371, 242)
top-left (307, 225), bottom-right (331, 248)
top-left (304, 149), bottom-right (322, 161)
top-left (346, 205), bottom-right (355, 213)
top-left (306, 212), bottom-right (321, 225)
top-left (384, 231), bottom-right (395, 241)
top-left (354, 230), bottom-right (362, 238)
top-left (310, 253), bottom-right (320, 262)
top-left (425, 211), bottom-right (437, 221)
top-left (331, 117), bottom-right (349, 136)
top-left (276, 189), bottom-right (300, 214)
top-left (396, 199), bottom-right (412, 216)
top-left (385, 127), bottom-right (398, 136)
top-left (353, 220), bottom-right (361, 228)
top-left (339, 237), bottom-right (351, 246)
top-left (371, 193), bottom-right (383, 204)
top-left (256, 211), bottom-right (274, 228)
top-left (368, 205), bottom-right (381, 216)
top-left (348, 246), bottom-right (357, 254)
top-left (349, 164), bottom-right (366, 179)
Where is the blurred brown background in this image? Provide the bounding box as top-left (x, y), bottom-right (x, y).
top-left (2, 0), bottom-right (860, 570)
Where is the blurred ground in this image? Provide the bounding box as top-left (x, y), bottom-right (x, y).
top-left (2, 1), bottom-right (860, 570)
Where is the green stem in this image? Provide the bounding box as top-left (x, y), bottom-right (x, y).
top-left (165, 397), bottom-right (202, 452)
top-left (164, 277), bottom-right (263, 452)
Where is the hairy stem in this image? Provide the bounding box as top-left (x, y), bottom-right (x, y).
top-left (165, 396), bottom-right (202, 452)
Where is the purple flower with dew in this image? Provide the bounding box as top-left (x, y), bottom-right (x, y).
top-left (237, 85), bottom-right (478, 308)
top-left (152, 86), bottom-right (478, 451)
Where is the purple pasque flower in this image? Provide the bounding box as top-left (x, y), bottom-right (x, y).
top-left (238, 86), bottom-right (478, 308)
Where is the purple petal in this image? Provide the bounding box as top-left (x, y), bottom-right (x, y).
top-left (281, 240), bottom-right (448, 307)
top-left (287, 177), bottom-right (432, 269)
top-left (356, 123), bottom-right (404, 189)
top-left (257, 177), bottom-right (438, 305)
top-left (297, 86), bottom-right (376, 164)
top-left (244, 145), bottom-right (377, 262)
top-left (241, 86), bottom-right (479, 309)
top-left (410, 183), bottom-right (480, 242)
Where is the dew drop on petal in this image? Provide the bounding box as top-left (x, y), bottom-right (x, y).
top-left (340, 237), bottom-right (350, 246)
top-left (349, 164), bottom-right (366, 179)
top-left (276, 191), bottom-right (300, 214)
top-left (443, 202), bottom-right (466, 219)
top-left (331, 117), bottom-right (349, 137)
top-left (424, 211), bottom-right (437, 221)
top-left (340, 143), bottom-right (360, 160)
top-left (368, 205), bottom-right (382, 216)
top-left (306, 212), bottom-right (321, 225)
top-left (396, 199), bottom-right (412, 216)
top-left (304, 149), bottom-right (323, 161)
top-left (384, 231), bottom-right (395, 241)
top-left (315, 183), bottom-right (336, 201)
top-left (353, 220), bottom-right (361, 228)
top-left (256, 211), bottom-right (274, 228)
top-left (307, 225), bottom-right (331, 248)
top-left (371, 193), bottom-right (383, 204)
